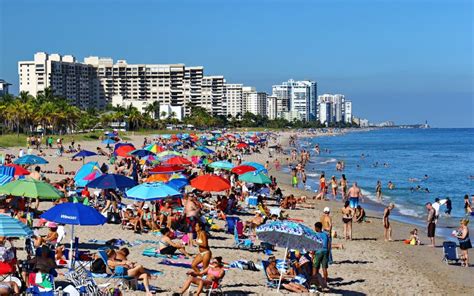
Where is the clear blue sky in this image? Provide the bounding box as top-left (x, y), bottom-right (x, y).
top-left (1, 0), bottom-right (472, 127)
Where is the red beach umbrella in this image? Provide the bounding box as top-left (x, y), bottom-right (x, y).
top-left (150, 165), bottom-right (185, 174)
top-left (115, 145), bottom-right (135, 157)
top-left (190, 174), bottom-right (231, 192)
top-left (5, 163), bottom-right (30, 176)
top-left (231, 165), bottom-right (257, 175)
top-left (236, 143), bottom-right (248, 149)
top-left (165, 156), bottom-right (192, 166)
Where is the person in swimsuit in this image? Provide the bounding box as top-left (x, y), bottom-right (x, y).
top-left (140, 204), bottom-right (157, 232)
top-left (341, 201), bottom-right (354, 240)
top-left (159, 227), bottom-right (190, 256)
top-left (191, 222), bottom-right (212, 273)
top-left (376, 180), bottom-right (382, 201)
top-left (330, 176), bottom-right (338, 199)
top-left (340, 174), bottom-right (348, 202)
top-left (177, 256), bottom-right (226, 295)
top-left (347, 182), bottom-right (363, 209)
top-left (383, 203), bottom-right (395, 242)
top-left (159, 201), bottom-right (173, 228)
top-left (0, 281), bottom-right (20, 295)
top-left (455, 219), bottom-right (471, 267)
top-left (464, 194), bottom-right (472, 215)
top-left (319, 174), bottom-right (326, 197)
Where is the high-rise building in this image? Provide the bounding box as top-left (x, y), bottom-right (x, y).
top-left (0, 79), bottom-right (11, 97)
top-left (266, 95), bottom-right (278, 120)
top-left (202, 76), bottom-right (225, 116)
top-left (224, 83), bottom-right (243, 118)
top-left (317, 93), bottom-right (352, 125)
top-left (19, 52), bottom-right (98, 109)
top-left (271, 79), bottom-right (317, 121)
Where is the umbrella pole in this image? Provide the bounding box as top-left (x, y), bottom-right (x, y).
top-left (69, 224), bottom-right (75, 270)
top-left (277, 239), bottom-right (289, 292)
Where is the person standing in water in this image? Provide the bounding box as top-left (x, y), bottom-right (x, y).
top-left (383, 203), bottom-right (395, 242)
top-left (330, 176), bottom-right (338, 200)
top-left (376, 180), bottom-right (382, 201)
top-left (340, 174), bottom-right (348, 202)
top-left (347, 182), bottom-right (363, 209)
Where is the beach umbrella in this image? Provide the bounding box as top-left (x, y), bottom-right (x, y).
top-left (114, 144), bottom-right (135, 157)
top-left (0, 214), bottom-right (34, 237)
top-left (197, 146), bottom-right (215, 154)
top-left (144, 143), bottom-right (164, 153)
top-left (256, 221), bottom-right (324, 291)
top-left (146, 174), bottom-right (170, 182)
top-left (129, 149), bottom-right (155, 158)
top-left (157, 151), bottom-right (182, 158)
top-left (239, 171), bottom-right (272, 184)
top-left (72, 150), bottom-right (97, 159)
top-left (14, 155), bottom-right (48, 165)
top-left (231, 165), bottom-right (257, 175)
top-left (188, 149), bottom-right (208, 157)
top-left (86, 173), bottom-right (137, 189)
top-left (83, 170), bottom-right (103, 181)
top-left (161, 134), bottom-right (172, 139)
top-left (141, 155), bottom-right (159, 163)
top-left (208, 161), bottom-right (235, 170)
top-left (74, 161), bottom-right (101, 187)
top-left (0, 179), bottom-right (64, 199)
top-left (165, 156), bottom-right (192, 166)
top-left (242, 162), bottom-right (266, 172)
top-left (190, 175), bottom-right (231, 192)
top-left (236, 143), bottom-right (248, 149)
top-left (150, 165), bottom-right (185, 174)
top-left (166, 178), bottom-right (189, 190)
top-left (40, 202), bottom-right (106, 268)
top-left (102, 138), bottom-right (116, 146)
top-left (5, 164), bottom-right (30, 176)
top-left (125, 182), bottom-right (181, 201)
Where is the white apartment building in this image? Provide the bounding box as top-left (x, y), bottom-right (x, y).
top-left (201, 76), bottom-right (225, 116)
top-left (317, 93), bottom-right (352, 125)
top-left (266, 95), bottom-right (278, 120)
top-left (18, 52), bottom-right (99, 109)
top-left (272, 79), bottom-right (317, 121)
top-left (245, 92), bottom-right (267, 116)
top-left (224, 84), bottom-right (243, 118)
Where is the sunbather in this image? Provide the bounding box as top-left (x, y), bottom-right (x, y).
top-left (177, 256), bottom-right (225, 295)
top-left (243, 212), bottom-right (264, 233)
top-left (106, 249), bottom-right (153, 296)
top-left (159, 227), bottom-right (190, 257)
top-left (0, 281), bottom-right (20, 295)
top-left (265, 256), bottom-right (307, 293)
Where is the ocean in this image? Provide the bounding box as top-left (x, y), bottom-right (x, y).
top-left (297, 128), bottom-right (474, 236)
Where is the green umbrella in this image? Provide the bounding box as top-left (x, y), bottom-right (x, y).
top-left (0, 179), bottom-right (64, 199)
top-left (188, 149), bottom-right (208, 157)
top-left (239, 172), bottom-right (272, 184)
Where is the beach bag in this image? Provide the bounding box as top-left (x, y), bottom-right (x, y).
top-left (107, 212), bottom-right (121, 224)
top-left (90, 258), bottom-right (106, 274)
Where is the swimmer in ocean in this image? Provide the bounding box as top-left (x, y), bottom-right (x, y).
top-left (387, 181), bottom-right (394, 190)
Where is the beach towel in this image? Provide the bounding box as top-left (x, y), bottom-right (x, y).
top-left (142, 247), bottom-right (186, 259)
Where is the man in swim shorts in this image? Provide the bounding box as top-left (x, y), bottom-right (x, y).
top-left (347, 182), bottom-right (362, 209)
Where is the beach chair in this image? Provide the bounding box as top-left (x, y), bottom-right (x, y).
top-left (233, 225), bottom-right (260, 251)
top-left (261, 260), bottom-right (280, 289)
top-left (225, 216), bottom-right (240, 234)
top-left (442, 241), bottom-right (459, 265)
top-left (64, 264), bottom-right (109, 295)
top-left (96, 248), bottom-right (137, 289)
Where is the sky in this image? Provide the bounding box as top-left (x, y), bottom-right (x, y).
top-left (0, 0), bottom-right (472, 127)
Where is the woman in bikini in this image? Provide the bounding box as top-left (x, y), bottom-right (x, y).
top-left (191, 222), bottom-right (212, 273)
top-left (178, 256), bottom-right (225, 295)
top-left (341, 201), bottom-right (354, 240)
top-left (331, 176), bottom-right (338, 199)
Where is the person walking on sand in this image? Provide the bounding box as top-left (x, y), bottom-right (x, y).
top-left (341, 201), bottom-right (354, 240)
top-left (347, 182), bottom-right (363, 209)
top-left (455, 219), bottom-right (471, 267)
top-left (383, 203), bottom-right (395, 242)
top-left (426, 202), bottom-right (436, 247)
top-left (376, 180), bottom-right (382, 201)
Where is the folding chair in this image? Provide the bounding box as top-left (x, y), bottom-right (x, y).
top-left (261, 260), bottom-right (280, 289)
top-left (442, 241), bottom-right (459, 265)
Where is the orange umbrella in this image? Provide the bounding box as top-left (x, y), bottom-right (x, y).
top-left (146, 174), bottom-right (170, 182)
top-left (165, 156), bottom-right (192, 166)
top-left (115, 145), bottom-right (135, 157)
top-left (190, 174), bottom-right (231, 192)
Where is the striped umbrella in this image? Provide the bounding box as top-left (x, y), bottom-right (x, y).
top-left (0, 214), bottom-right (33, 237)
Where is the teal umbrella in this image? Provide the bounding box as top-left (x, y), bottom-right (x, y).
top-left (208, 161), bottom-right (235, 170)
top-left (239, 171), bottom-right (272, 184)
top-left (0, 214), bottom-right (34, 237)
top-left (125, 182), bottom-right (182, 201)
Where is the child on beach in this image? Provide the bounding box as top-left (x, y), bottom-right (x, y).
top-left (404, 228), bottom-right (421, 245)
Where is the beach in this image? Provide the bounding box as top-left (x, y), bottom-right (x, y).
top-left (6, 130), bottom-right (474, 295)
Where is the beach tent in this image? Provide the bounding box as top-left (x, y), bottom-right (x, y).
top-left (74, 161), bottom-right (101, 187)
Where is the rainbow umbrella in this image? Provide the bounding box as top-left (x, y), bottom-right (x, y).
top-left (145, 143), bottom-right (164, 153)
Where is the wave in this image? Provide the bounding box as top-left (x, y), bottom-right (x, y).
top-left (318, 158), bottom-right (338, 165)
top-left (360, 189), bottom-right (422, 218)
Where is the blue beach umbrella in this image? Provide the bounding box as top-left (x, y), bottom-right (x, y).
top-left (208, 161), bottom-right (235, 170)
top-left (74, 161), bottom-right (101, 187)
top-left (125, 182), bottom-right (181, 201)
top-left (197, 146), bottom-right (215, 154)
top-left (0, 214), bottom-right (34, 237)
top-left (257, 220), bottom-right (324, 291)
top-left (87, 173), bottom-right (137, 189)
top-left (102, 138), bottom-right (116, 145)
top-left (41, 202), bottom-right (106, 268)
top-left (166, 178), bottom-right (189, 191)
top-left (72, 150), bottom-right (97, 159)
top-left (14, 155), bottom-right (48, 165)
top-left (129, 149), bottom-right (155, 158)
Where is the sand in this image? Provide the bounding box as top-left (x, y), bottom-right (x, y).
top-left (5, 131), bottom-right (473, 295)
